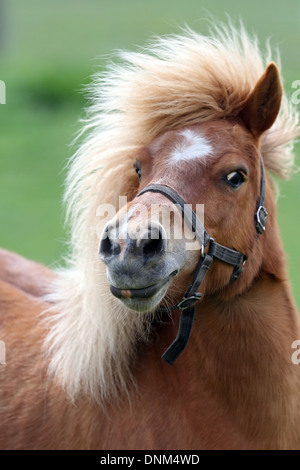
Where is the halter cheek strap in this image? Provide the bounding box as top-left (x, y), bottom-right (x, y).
top-left (136, 156), bottom-right (267, 365)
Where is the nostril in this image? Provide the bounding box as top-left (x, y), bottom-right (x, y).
top-left (99, 234), bottom-right (121, 259)
top-left (142, 226), bottom-right (165, 259)
top-left (99, 237), bottom-right (111, 256)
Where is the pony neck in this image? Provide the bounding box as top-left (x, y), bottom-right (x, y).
top-left (142, 213), bottom-right (300, 448)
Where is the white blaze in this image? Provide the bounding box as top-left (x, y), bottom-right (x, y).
top-left (170, 129), bottom-right (212, 166)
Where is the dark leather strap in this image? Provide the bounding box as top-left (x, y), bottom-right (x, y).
top-left (185, 253), bottom-right (214, 297)
top-left (160, 253), bottom-right (213, 365)
top-left (157, 252), bottom-right (213, 313)
top-left (255, 157), bottom-right (268, 235)
top-left (161, 307), bottom-right (196, 365)
top-left (210, 241), bottom-right (244, 266)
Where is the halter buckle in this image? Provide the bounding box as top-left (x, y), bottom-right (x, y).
top-left (255, 206), bottom-right (268, 235)
top-left (176, 293), bottom-right (203, 310)
top-left (230, 255), bottom-right (247, 283)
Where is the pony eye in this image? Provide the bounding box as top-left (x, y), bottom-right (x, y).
top-left (133, 162), bottom-right (142, 181)
top-left (225, 171), bottom-right (245, 188)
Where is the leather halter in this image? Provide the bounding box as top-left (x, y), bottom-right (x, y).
top-left (136, 156), bottom-right (267, 365)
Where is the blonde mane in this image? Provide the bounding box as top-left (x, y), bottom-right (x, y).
top-left (44, 22), bottom-right (300, 403)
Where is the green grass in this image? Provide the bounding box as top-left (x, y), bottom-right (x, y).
top-left (0, 0), bottom-right (299, 307)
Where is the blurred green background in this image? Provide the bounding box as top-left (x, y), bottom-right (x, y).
top-left (0, 0), bottom-right (299, 308)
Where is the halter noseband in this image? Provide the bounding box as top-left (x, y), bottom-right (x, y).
top-left (136, 155), bottom-right (267, 365)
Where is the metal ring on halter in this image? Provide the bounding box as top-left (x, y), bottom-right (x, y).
top-left (256, 206), bottom-right (268, 234)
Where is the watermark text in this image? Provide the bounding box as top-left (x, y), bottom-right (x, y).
top-left (292, 80), bottom-right (300, 105)
top-left (0, 80), bottom-right (6, 104)
top-left (292, 340), bottom-right (300, 364)
top-left (96, 197), bottom-right (205, 251)
top-left (0, 340), bottom-right (6, 365)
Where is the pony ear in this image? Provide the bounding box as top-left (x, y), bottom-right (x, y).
top-left (239, 62), bottom-right (282, 138)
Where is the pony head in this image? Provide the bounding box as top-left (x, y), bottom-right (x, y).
top-left (99, 63), bottom-right (282, 314)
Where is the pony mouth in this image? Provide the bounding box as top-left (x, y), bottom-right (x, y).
top-left (109, 270), bottom-right (178, 301)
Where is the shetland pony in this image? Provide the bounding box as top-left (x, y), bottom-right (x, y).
top-left (0, 23), bottom-right (300, 450)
